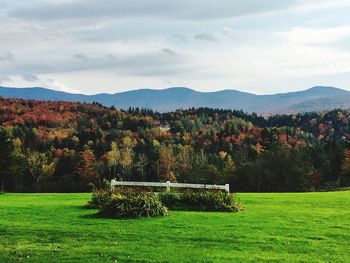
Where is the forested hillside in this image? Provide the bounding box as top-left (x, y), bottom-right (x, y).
top-left (1, 97), bottom-right (350, 192)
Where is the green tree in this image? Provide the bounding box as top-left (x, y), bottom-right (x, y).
top-left (27, 151), bottom-right (48, 186)
top-left (0, 127), bottom-right (27, 191)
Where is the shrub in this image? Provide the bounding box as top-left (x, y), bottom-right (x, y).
top-left (158, 191), bottom-right (181, 207)
top-left (100, 192), bottom-right (169, 218)
top-left (84, 188), bottom-right (112, 209)
top-left (160, 191), bottom-right (243, 212)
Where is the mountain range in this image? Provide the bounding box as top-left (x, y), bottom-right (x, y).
top-left (0, 86), bottom-right (349, 114)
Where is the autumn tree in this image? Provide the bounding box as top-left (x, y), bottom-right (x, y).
top-left (159, 144), bottom-right (176, 182)
top-left (134, 153), bottom-right (148, 181)
top-left (119, 136), bottom-right (135, 180)
top-left (104, 141), bottom-right (121, 179)
top-left (77, 150), bottom-right (100, 188)
top-left (174, 144), bottom-right (192, 182)
top-left (340, 149), bottom-right (350, 186)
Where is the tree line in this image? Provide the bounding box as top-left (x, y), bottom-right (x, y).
top-left (0, 97), bottom-right (350, 192)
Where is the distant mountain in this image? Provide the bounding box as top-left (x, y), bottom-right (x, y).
top-left (0, 86), bottom-right (349, 114)
top-left (282, 94), bottom-right (350, 114)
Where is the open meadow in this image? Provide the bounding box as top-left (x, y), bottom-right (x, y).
top-left (0, 191), bottom-right (349, 262)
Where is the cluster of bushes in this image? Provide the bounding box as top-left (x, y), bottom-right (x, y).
top-left (101, 192), bottom-right (169, 218)
top-left (86, 188), bottom-right (243, 218)
top-left (86, 189), bottom-right (168, 218)
top-left (85, 188), bottom-right (113, 209)
top-left (159, 191), bottom-right (243, 212)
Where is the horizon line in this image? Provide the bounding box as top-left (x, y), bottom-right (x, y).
top-left (0, 85), bottom-right (347, 97)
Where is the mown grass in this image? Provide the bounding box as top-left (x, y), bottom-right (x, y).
top-left (0, 192), bottom-right (349, 262)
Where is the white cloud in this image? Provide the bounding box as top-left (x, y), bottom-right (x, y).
top-left (44, 78), bottom-right (81, 93)
top-left (295, 0), bottom-right (350, 12)
top-left (7, 0), bottom-right (302, 21)
top-left (276, 26), bottom-right (350, 45)
top-left (0, 75), bottom-right (12, 85)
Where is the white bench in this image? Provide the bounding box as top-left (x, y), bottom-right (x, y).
top-left (110, 180), bottom-right (230, 193)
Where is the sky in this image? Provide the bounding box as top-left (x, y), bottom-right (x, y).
top-left (0, 0), bottom-right (350, 95)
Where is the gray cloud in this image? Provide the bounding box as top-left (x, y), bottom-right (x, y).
top-left (73, 53), bottom-right (90, 60)
top-left (8, 0), bottom-right (302, 21)
top-left (0, 51), bottom-right (14, 61)
top-left (105, 54), bottom-right (117, 60)
top-left (169, 34), bottom-right (190, 43)
top-left (162, 48), bottom-right (176, 56)
top-left (1, 49), bottom-right (188, 77)
top-left (22, 73), bottom-right (39, 82)
top-left (194, 33), bottom-right (218, 42)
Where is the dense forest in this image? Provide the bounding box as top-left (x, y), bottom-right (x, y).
top-left (1, 97), bottom-right (350, 192)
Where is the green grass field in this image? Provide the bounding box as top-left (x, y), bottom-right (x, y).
top-left (0, 192), bottom-right (349, 262)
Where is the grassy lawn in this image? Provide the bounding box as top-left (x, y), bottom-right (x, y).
top-left (0, 192), bottom-right (349, 262)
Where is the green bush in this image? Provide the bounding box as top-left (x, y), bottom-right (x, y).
top-left (158, 192), bottom-right (181, 207)
top-left (84, 188), bottom-right (112, 209)
top-left (160, 191), bottom-right (243, 212)
top-left (100, 192), bottom-right (169, 218)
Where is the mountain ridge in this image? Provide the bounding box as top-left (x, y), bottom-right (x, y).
top-left (0, 86), bottom-right (349, 114)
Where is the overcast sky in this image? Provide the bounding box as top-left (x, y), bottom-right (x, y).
top-left (0, 0), bottom-right (350, 94)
